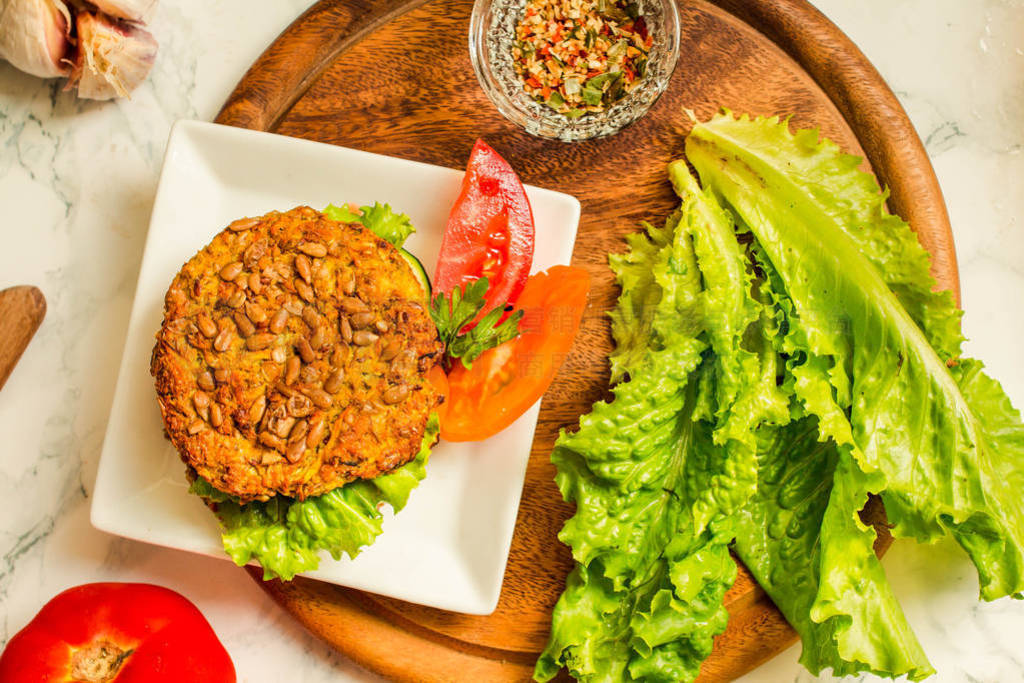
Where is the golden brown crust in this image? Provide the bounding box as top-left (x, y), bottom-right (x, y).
top-left (151, 207), bottom-right (442, 502)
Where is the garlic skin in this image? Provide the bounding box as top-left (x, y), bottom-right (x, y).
top-left (0, 0), bottom-right (72, 78)
top-left (85, 0), bottom-right (156, 24)
top-left (69, 10), bottom-right (156, 100)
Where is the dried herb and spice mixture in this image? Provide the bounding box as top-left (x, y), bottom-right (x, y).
top-left (512, 0), bottom-right (652, 117)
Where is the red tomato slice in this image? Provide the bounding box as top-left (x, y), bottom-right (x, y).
top-left (434, 139), bottom-right (535, 318)
top-left (441, 266), bottom-right (590, 442)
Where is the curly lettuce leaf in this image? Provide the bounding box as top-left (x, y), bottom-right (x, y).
top-left (686, 112), bottom-right (963, 360)
top-left (670, 164), bottom-right (792, 530)
top-left (324, 201), bottom-right (415, 247)
top-left (607, 212), bottom-right (680, 382)
top-left (191, 415), bottom-right (439, 580)
top-left (812, 451), bottom-right (933, 679)
top-left (732, 419), bottom-right (933, 680)
top-left (536, 347), bottom-right (735, 682)
top-left (688, 112), bottom-right (1024, 603)
top-left (542, 112), bottom-right (1024, 683)
top-left (539, 176), bottom-right (782, 682)
top-left (741, 237), bottom-right (934, 677)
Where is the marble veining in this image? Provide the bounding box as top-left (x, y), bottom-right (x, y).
top-left (1, 1), bottom-right (1021, 681)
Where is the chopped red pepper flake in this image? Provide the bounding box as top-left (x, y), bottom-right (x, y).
top-left (634, 16), bottom-right (649, 41)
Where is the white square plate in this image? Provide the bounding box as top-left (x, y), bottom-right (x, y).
top-left (91, 120), bottom-right (580, 615)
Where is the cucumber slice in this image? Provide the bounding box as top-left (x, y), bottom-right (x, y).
top-left (400, 249), bottom-right (432, 303)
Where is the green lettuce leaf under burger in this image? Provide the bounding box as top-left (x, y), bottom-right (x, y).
top-left (324, 202), bottom-right (415, 247)
top-left (192, 414), bottom-right (438, 581)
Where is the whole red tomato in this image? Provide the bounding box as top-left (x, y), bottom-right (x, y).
top-left (0, 583), bottom-right (236, 683)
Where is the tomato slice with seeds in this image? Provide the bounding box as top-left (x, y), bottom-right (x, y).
top-left (434, 139), bottom-right (535, 320)
top-left (441, 266), bottom-right (590, 442)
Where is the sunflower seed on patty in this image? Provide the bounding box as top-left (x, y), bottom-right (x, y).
top-left (381, 340), bottom-right (402, 361)
top-left (245, 302), bottom-right (268, 325)
top-left (243, 239), bottom-right (268, 269)
top-left (248, 272), bottom-right (263, 294)
top-left (299, 364), bottom-right (320, 384)
top-left (213, 327), bottom-right (233, 352)
top-left (340, 296), bottom-right (368, 313)
top-left (301, 306), bottom-right (320, 329)
top-left (339, 316), bottom-right (353, 343)
top-left (288, 419), bottom-right (309, 444)
top-left (274, 381), bottom-right (298, 397)
top-left (285, 356), bottom-right (301, 385)
top-left (295, 278), bottom-right (315, 303)
top-left (296, 336), bottom-right (316, 363)
top-left (193, 391), bottom-right (211, 417)
top-left (295, 254), bottom-right (312, 284)
top-left (353, 330), bottom-right (378, 347)
top-left (273, 416), bottom-right (296, 439)
top-left (219, 262), bottom-right (243, 281)
top-left (197, 371), bottom-right (216, 392)
top-left (233, 311), bottom-right (256, 337)
top-left (269, 308), bottom-right (289, 334)
top-left (246, 333), bottom-right (277, 351)
top-left (187, 419), bottom-right (206, 435)
top-left (210, 403), bottom-right (224, 428)
top-left (214, 368), bottom-right (230, 384)
top-left (382, 384), bottom-right (410, 404)
top-left (340, 272), bottom-right (356, 296)
top-left (228, 217), bottom-right (259, 232)
top-left (297, 241), bottom-right (327, 258)
top-left (197, 314), bottom-right (218, 338)
top-left (306, 417), bottom-right (327, 448)
top-left (226, 290), bottom-right (246, 309)
top-left (304, 387), bottom-right (333, 409)
top-left (271, 346), bottom-right (287, 364)
top-left (287, 394), bottom-right (313, 418)
top-left (248, 395), bottom-right (267, 425)
top-left (350, 311), bottom-right (375, 329)
top-left (285, 440), bottom-right (305, 463)
top-left (310, 327), bottom-right (326, 350)
top-left (374, 320), bottom-right (389, 333)
top-left (258, 431), bottom-right (286, 452)
top-left (324, 368), bottom-right (344, 394)
top-left (261, 451), bottom-right (284, 465)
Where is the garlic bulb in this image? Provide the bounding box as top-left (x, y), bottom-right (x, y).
top-left (69, 10), bottom-right (156, 99)
top-left (0, 0), bottom-right (72, 78)
top-left (86, 0), bottom-right (156, 23)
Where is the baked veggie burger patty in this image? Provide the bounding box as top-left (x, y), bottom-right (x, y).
top-left (152, 206), bottom-right (443, 503)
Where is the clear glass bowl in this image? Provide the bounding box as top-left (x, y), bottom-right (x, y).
top-left (469, 0), bottom-right (681, 142)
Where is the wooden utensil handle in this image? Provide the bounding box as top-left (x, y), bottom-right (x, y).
top-left (0, 286), bottom-right (47, 392)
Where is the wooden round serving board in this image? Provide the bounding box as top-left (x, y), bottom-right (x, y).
top-left (215, 0), bottom-right (960, 680)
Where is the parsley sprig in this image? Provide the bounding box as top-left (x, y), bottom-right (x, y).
top-left (429, 277), bottom-right (523, 368)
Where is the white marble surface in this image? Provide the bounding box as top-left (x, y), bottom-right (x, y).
top-left (0, 1), bottom-right (1021, 681)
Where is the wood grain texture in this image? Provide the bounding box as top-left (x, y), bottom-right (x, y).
top-left (0, 286), bottom-right (46, 392)
top-left (217, 0), bottom-right (959, 680)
